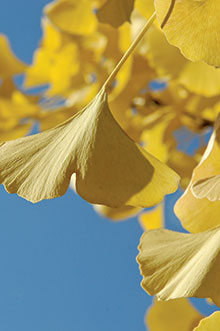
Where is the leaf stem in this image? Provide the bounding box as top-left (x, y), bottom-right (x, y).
top-left (161, 0), bottom-right (176, 28)
top-left (103, 12), bottom-right (156, 90)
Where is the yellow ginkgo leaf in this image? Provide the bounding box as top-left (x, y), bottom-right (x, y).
top-left (167, 150), bottom-right (198, 190)
top-left (192, 175), bottom-right (220, 202)
top-left (146, 298), bottom-right (203, 331)
top-left (0, 122), bottom-right (33, 143)
top-left (155, 0), bottom-right (220, 67)
top-left (25, 40), bottom-right (79, 96)
top-left (135, 0), bottom-right (155, 19)
top-left (0, 34), bottom-right (26, 78)
top-left (140, 113), bottom-right (174, 163)
top-left (194, 312), bottom-right (220, 330)
top-left (139, 203), bottom-right (163, 230)
top-left (137, 226), bottom-right (220, 307)
top-left (93, 204), bottom-right (141, 221)
top-left (96, 0), bottom-right (135, 28)
top-left (145, 25), bottom-right (186, 79)
top-left (0, 93), bottom-right (39, 120)
top-left (175, 115), bottom-right (220, 232)
top-left (45, 0), bottom-right (97, 36)
top-left (0, 88), bottom-right (179, 205)
top-left (0, 78), bottom-right (16, 98)
top-left (178, 62), bottom-right (220, 97)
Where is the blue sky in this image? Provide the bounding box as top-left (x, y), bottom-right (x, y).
top-left (0, 1), bottom-right (218, 330)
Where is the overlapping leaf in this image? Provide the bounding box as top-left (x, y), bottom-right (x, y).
top-left (155, 0), bottom-right (220, 67)
top-left (175, 115), bottom-right (220, 232)
top-left (137, 226), bottom-right (220, 307)
top-left (146, 298), bottom-right (203, 331)
top-left (139, 203), bottom-right (163, 230)
top-left (45, 0), bottom-right (97, 36)
top-left (0, 88), bottom-right (179, 205)
top-left (96, 0), bottom-right (135, 28)
top-left (194, 312), bottom-right (220, 330)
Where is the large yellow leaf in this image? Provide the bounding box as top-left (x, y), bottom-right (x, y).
top-left (175, 115), bottom-right (220, 232)
top-left (194, 312), bottom-right (220, 330)
top-left (96, 0), bottom-right (135, 28)
top-left (146, 298), bottom-right (203, 331)
top-left (0, 88), bottom-right (179, 204)
top-left (137, 227), bottom-right (220, 307)
top-left (155, 0), bottom-right (220, 67)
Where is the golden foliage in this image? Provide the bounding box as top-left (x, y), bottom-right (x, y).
top-left (2, 0), bottom-right (220, 327)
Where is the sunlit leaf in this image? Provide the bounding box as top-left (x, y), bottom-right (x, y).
top-left (175, 115), bottom-right (220, 232)
top-left (155, 0), bottom-right (220, 66)
top-left (137, 226), bottom-right (220, 307)
top-left (0, 88), bottom-right (179, 204)
top-left (194, 312), bottom-right (220, 330)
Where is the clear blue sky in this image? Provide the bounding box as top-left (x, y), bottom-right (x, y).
top-left (0, 1), bottom-right (218, 331)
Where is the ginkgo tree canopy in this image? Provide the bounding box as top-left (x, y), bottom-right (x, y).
top-left (1, 0), bottom-right (220, 330)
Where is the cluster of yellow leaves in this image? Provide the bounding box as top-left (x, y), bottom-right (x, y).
top-left (2, 0), bottom-right (220, 329)
top-left (0, 35), bottom-right (41, 141)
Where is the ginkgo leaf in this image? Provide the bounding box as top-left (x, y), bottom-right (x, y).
top-left (45, 0), bottom-right (97, 36)
top-left (96, 0), bottom-right (135, 28)
top-left (135, 0), bottom-right (155, 19)
top-left (192, 175), bottom-right (220, 202)
top-left (178, 62), bottom-right (220, 97)
top-left (139, 204), bottom-right (163, 230)
top-left (175, 114), bottom-right (220, 232)
top-left (0, 88), bottom-right (179, 205)
top-left (137, 226), bottom-right (220, 307)
top-left (155, 0), bottom-right (220, 67)
top-left (25, 38), bottom-right (79, 95)
top-left (146, 298), bottom-right (203, 331)
top-left (93, 204), bottom-right (140, 221)
top-left (145, 25), bottom-right (186, 79)
top-left (145, 25), bottom-right (220, 97)
top-left (194, 312), bottom-right (220, 330)
top-left (0, 122), bottom-right (33, 142)
top-left (167, 151), bottom-right (198, 189)
top-left (140, 113), bottom-right (174, 163)
top-left (0, 34), bottom-right (26, 78)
